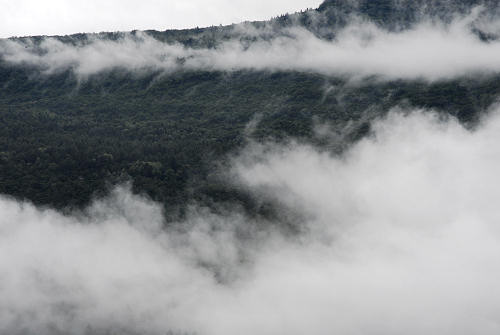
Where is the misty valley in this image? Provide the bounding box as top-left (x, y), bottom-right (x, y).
top-left (2, 0), bottom-right (500, 334)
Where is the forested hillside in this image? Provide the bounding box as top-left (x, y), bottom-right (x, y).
top-left (1, 0), bottom-right (499, 213)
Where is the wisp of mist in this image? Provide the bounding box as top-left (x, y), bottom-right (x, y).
top-left (2, 7), bottom-right (500, 81)
top-left (2, 106), bottom-right (500, 334)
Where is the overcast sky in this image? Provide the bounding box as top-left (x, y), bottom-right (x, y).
top-left (0, 0), bottom-right (321, 38)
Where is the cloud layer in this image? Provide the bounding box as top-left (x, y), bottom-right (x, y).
top-left (3, 106), bottom-right (500, 334)
top-left (1, 9), bottom-right (500, 81)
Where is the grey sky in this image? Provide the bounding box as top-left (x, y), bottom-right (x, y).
top-left (0, 0), bottom-right (321, 38)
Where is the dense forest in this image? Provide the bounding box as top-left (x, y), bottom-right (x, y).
top-left (1, 0), bottom-right (500, 214)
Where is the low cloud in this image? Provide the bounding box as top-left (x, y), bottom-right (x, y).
top-left (1, 9), bottom-right (500, 81)
top-left (3, 106), bottom-right (500, 334)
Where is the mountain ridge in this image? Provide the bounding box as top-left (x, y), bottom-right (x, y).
top-left (6, 0), bottom-right (499, 44)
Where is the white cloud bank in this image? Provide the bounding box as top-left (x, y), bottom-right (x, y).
top-left (1, 10), bottom-right (500, 81)
top-left (3, 106), bottom-right (500, 334)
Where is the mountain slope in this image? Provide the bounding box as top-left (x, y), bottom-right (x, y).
top-left (0, 0), bottom-right (499, 213)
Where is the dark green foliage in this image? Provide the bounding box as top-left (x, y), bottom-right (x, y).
top-left (1, 58), bottom-right (499, 212)
top-left (318, 0), bottom-right (500, 31)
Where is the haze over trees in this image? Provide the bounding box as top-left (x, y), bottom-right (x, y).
top-left (3, 1), bottom-right (500, 334)
top-left (1, 0), bottom-right (498, 214)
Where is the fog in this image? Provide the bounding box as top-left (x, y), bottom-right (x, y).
top-left (2, 106), bottom-right (500, 334)
top-left (1, 8), bottom-right (500, 81)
